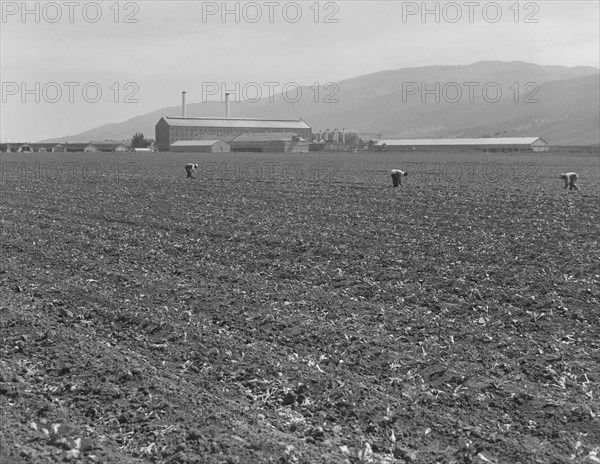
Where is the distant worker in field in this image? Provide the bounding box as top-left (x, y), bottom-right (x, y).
top-left (391, 169), bottom-right (408, 187)
top-left (560, 172), bottom-right (580, 190)
top-left (185, 163), bottom-right (199, 179)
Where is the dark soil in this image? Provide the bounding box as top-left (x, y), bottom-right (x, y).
top-left (1, 152), bottom-right (599, 463)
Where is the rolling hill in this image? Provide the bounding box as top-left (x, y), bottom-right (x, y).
top-left (41, 61), bottom-right (600, 146)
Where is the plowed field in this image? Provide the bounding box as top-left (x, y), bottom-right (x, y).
top-left (1, 151), bottom-right (599, 464)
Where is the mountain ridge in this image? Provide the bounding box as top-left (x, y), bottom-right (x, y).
top-left (39, 61), bottom-right (600, 146)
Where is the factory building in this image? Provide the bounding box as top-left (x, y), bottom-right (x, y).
top-left (155, 116), bottom-right (312, 151)
top-left (374, 137), bottom-right (549, 152)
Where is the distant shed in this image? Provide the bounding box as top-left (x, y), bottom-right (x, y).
top-left (170, 140), bottom-right (231, 153)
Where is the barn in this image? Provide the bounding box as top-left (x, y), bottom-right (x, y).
top-left (1, 142), bottom-right (74, 153)
top-left (155, 117), bottom-right (312, 151)
top-left (16, 144), bottom-right (33, 153)
top-left (83, 142), bottom-right (132, 152)
top-left (28, 143), bottom-right (66, 153)
top-left (375, 137), bottom-right (550, 152)
top-left (64, 143), bottom-right (87, 152)
top-left (170, 140), bottom-right (231, 153)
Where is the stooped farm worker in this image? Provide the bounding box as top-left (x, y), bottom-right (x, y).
top-left (560, 172), bottom-right (580, 190)
top-left (185, 163), bottom-right (199, 179)
top-left (391, 169), bottom-right (408, 187)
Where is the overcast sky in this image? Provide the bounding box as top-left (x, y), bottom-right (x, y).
top-left (1, 1), bottom-right (599, 142)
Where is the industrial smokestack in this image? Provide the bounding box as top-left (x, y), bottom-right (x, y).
top-left (225, 93), bottom-right (230, 118)
top-left (182, 91), bottom-right (187, 117)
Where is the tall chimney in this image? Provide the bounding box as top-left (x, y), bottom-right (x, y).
top-left (182, 91), bottom-right (186, 117)
top-left (225, 93), bottom-right (230, 119)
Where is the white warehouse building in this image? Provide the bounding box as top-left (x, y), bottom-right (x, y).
top-left (375, 137), bottom-right (550, 152)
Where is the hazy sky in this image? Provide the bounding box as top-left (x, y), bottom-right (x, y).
top-left (1, 1), bottom-right (599, 141)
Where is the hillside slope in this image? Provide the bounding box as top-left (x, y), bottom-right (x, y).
top-left (41, 61), bottom-right (599, 145)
